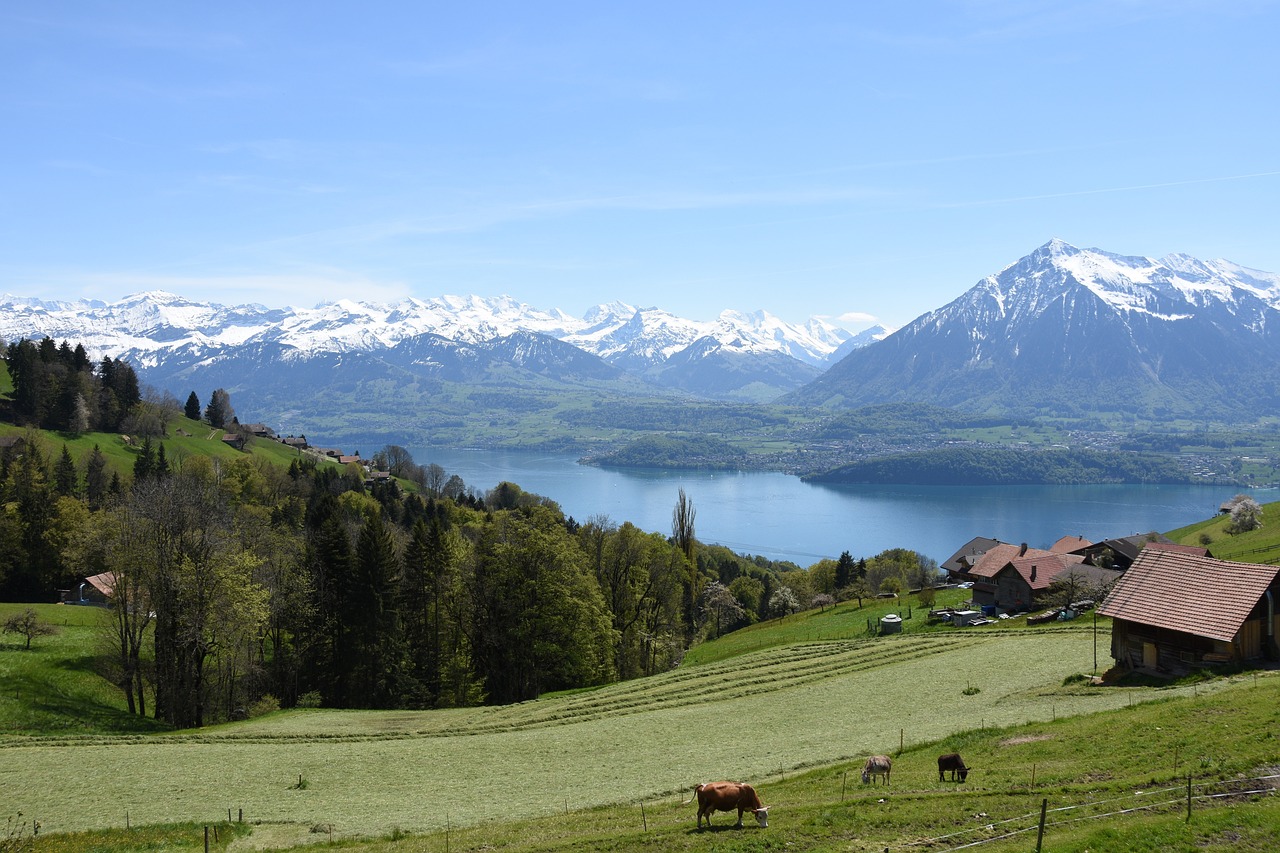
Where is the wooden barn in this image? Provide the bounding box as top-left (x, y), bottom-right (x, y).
top-left (1098, 547), bottom-right (1280, 672)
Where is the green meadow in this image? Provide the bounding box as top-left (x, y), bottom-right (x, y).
top-left (6, 598), bottom-right (1276, 852)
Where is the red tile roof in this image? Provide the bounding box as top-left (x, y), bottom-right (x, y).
top-left (969, 543), bottom-right (1058, 579)
top-left (1051, 535), bottom-right (1093, 553)
top-left (1003, 553), bottom-right (1087, 591)
top-left (1139, 541), bottom-right (1211, 558)
top-left (1098, 548), bottom-right (1280, 642)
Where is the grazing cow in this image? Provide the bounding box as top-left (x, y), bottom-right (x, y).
top-left (694, 781), bottom-right (769, 829)
top-left (937, 753), bottom-right (969, 782)
top-left (861, 754), bottom-right (892, 785)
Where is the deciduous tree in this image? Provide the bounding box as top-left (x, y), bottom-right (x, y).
top-left (2, 608), bottom-right (57, 650)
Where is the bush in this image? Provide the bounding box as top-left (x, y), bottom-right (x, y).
top-left (295, 691), bottom-right (324, 709)
top-left (248, 694), bottom-right (281, 718)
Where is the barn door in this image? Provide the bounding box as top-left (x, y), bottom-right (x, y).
top-left (1239, 621), bottom-right (1262, 659)
top-left (1142, 642), bottom-right (1158, 668)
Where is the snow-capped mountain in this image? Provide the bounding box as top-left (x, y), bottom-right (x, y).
top-left (790, 239), bottom-right (1280, 419)
top-left (0, 290), bottom-right (867, 404)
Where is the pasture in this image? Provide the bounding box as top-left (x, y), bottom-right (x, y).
top-left (1, 621), bottom-right (1235, 842)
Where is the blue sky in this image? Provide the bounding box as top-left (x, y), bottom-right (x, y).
top-left (3, 1), bottom-right (1278, 331)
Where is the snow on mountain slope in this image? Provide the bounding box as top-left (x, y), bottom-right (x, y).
top-left (0, 290), bottom-right (859, 381)
top-left (790, 239), bottom-right (1280, 418)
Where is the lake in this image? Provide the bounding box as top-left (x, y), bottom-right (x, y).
top-left (409, 447), bottom-right (1240, 567)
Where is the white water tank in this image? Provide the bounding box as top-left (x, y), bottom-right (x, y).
top-left (880, 614), bottom-right (903, 635)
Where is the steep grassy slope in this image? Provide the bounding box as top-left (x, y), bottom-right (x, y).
top-left (1168, 499), bottom-right (1280, 563)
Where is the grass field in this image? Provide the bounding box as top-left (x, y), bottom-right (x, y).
top-left (0, 605), bottom-right (1243, 843)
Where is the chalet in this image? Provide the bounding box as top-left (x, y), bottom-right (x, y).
top-left (338, 454), bottom-right (362, 465)
top-left (1098, 548), bottom-right (1280, 671)
top-left (970, 550), bottom-right (1086, 612)
top-left (221, 433), bottom-right (247, 451)
top-left (1072, 531), bottom-right (1176, 570)
top-left (60, 571), bottom-right (115, 606)
top-left (940, 536), bottom-right (1005, 584)
top-left (282, 435), bottom-right (308, 450)
top-left (313, 448), bottom-right (344, 458)
top-left (1050, 534), bottom-right (1092, 554)
top-left (243, 423), bottom-right (276, 438)
top-left (0, 434), bottom-right (26, 461)
top-left (964, 542), bottom-right (1053, 594)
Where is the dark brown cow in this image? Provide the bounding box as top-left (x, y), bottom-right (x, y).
top-left (694, 781), bottom-right (769, 829)
top-left (937, 752), bottom-right (969, 782)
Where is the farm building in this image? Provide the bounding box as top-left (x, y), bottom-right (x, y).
top-left (60, 571), bottom-right (115, 606)
top-left (1068, 531), bottom-right (1180, 570)
top-left (1098, 548), bottom-right (1280, 672)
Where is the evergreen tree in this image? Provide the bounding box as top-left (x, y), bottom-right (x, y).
top-left (204, 389), bottom-right (235, 429)
top-left (836, 550), bottom-right (855, 589)
top-left (155, 443), bottom-right (170, 479)
top-left (54, 444), bottom-right (79, 497)
top-left (184, 391), bottom-right (201, 420)
top-left (132, 437), bottom-right (155, 484)
top-left (349, 511), bottom-right (405, 707)
top-left (85, 444), bottom-right (108, 510)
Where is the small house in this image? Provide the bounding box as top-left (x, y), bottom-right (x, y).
top-left (61, 571), bottom-right (115, 606)
top-left (221, 433), bottom-right (246, 451)
top-left (940, 536), bottom-right (1005, 584)
top-left (1098, 547), bottom-right (1280, 671)
top-left (1072, 532), bottom-right (1176, 570)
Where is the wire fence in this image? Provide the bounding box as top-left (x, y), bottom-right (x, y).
top-left (899, 773), bottom-right (1280, 852)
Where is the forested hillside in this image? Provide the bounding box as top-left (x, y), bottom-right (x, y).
top-left (1, 337), bottom-right (939, 729)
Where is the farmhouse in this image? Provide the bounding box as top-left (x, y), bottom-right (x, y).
top-left (940, 536), bottom-right (1005, 584)
top-left (60, 571), bottom-right (115, 606)
top-left (1098, 548), bottom-right (1280, 672)
top-left (1070, 531), bottom-right (1177, 570)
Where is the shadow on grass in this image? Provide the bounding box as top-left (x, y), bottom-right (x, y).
top-left (2, 664), bottom-right (168, 735)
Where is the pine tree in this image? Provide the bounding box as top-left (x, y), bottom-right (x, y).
top-left (836, 550), bottom-right (855, 589)
top-left (85, 444), bottom-right (108, 510)
top-left (350, 511), bottom-right (405, 707)
top-left (133, 437), bottom-right (155, 484)
top-left (184, 391), bottom-right (201, 420)
top-left (54, 444), bottom-right (79, 497)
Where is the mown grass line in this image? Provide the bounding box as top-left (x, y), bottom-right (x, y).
top-left (1, 631), bottom-right (1216, 840)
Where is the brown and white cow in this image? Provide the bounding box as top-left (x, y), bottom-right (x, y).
top-left (937, 752), bottom-right (969, 782)
top-left (694, 781), bottom-right (769, 829)
top-left (861, 754), bottom-right (892, 785)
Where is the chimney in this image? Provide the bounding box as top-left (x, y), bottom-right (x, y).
top-left (1019, 542), bottom-right (1028, 556)
top-left (1030, 565), bottom-right (1037, 581)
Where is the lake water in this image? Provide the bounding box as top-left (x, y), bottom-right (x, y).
top-left (409, 447), bottom-right (1240, 567)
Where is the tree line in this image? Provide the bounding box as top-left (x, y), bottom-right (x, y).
top-left (2, 337), bottom-right (141, 434)
top-left (1, 342), bottom-right (939, 728)
top-left (807, 446), bottom-right (1192, 485)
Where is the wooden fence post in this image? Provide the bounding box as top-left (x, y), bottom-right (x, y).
top-left (641, 801), bottom-right (648, 832)
top-left (1034, 798), bottom-right (1048, 852)
top-left (1186, 774), bottom-right (1192, 822)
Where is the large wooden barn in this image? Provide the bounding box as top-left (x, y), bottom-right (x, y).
top-left (1098, 547), bottom-right (1280, 672)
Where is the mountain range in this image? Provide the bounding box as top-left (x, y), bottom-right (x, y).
top-left (4, 239), bottom-right (1280, 438)
top-left (0, 291), bottom-right (878, 405)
